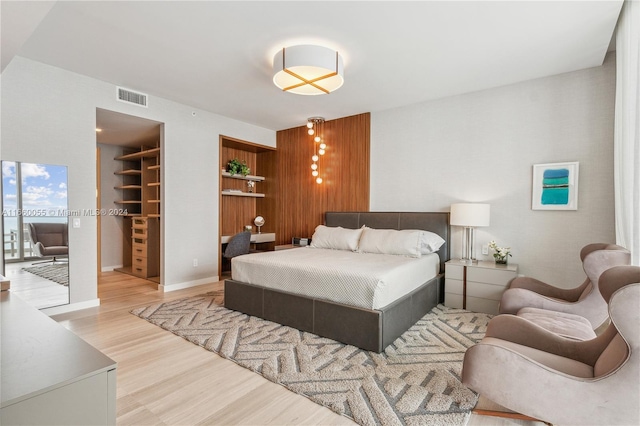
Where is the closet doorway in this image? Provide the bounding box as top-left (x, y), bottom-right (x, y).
top-left (96, 108), bottom-right (163, 288)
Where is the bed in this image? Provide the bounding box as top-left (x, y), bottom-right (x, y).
top-left (224, 211), bottom-right (450, 352)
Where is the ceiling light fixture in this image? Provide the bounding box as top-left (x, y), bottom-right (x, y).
top-left (273, 45), bottom-right (344, 95)
top-left (308, 117), bottom-right (326, 184)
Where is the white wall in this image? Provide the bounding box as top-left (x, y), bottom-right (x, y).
top-left (1, 57), bottom-right (275, 307)
top-left (371, 53), bottom-right (616, 287)
top-left (98, 143), bottom-right (125, 271)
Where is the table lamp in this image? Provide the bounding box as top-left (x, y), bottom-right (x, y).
top-left (450, 203), bottom-right (490, 264)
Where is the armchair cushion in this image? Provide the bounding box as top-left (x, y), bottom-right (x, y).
top-left (517, 307), bottom-right (596, 341)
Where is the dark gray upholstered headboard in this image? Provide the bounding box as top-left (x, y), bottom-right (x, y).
top-left (324, 211), bottom-right (450, 273)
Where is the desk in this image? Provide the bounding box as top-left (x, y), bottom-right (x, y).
top-left (221, 232), bottom-right (275, 244)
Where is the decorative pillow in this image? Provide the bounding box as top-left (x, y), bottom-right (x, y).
top-left (358, 228), bottom-right (422, 258)
top-left (310, 225), bottom-right (363, 251)
top-left (418, 230), bottom-right (446, 254)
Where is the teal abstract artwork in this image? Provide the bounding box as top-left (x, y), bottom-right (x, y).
top-left (532, 162), bottom-right (578, 210)
top-left (541, 168), bottom-right (569, 205)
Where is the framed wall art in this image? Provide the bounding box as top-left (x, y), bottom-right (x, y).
top-left (532, 162), bottom-right (579, 210)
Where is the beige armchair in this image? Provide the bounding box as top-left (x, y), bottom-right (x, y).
top-left (499, 243), bottom-right (630, 328)
top-left (462, 265), bottom-right (640, 425)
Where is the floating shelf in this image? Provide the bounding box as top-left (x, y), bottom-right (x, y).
top-left (115, 147), bottom-right (161, 161)
top-left (221, 171), bottom-right (265, 181)
top-left (115, 169), bottom-right (142, 176)
top-left (222, 191), bottom-right (265, 198)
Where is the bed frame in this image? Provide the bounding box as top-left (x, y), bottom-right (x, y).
top-left (224, 211), bottom-right (450, 352)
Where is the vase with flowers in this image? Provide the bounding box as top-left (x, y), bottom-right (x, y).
top-left (488, 240), bottom-right (512, 264)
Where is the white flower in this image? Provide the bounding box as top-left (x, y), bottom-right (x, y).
top-left (489, 241), bottom-right (512, 258)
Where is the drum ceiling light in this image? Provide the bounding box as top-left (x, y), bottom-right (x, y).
top-left (273, 45), bottom-right (344, 95)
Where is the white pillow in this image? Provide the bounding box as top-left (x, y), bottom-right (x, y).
top-left (418, 230), bottom-right (446, 254)
top-left (310, 225), bottom-right (363, 251)
top-left (358, 228), bottom-right (422, 258)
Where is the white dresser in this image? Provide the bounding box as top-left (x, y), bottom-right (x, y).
top-left (444, 260), bottom-right (518, 315)
top-left (1, 292), bottom-right (117, 425)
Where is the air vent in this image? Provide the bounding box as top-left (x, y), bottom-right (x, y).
top-left (117, 87), bottom-right (148, 107)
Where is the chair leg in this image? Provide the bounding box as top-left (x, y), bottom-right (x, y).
top-left (473, 408), bottom-right (552, 425)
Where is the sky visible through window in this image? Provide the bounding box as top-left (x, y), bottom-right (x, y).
top-left (2, 161), bottom-right (68, 232)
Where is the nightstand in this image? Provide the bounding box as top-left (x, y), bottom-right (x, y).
top-left (274, 244), bottom-right (305, 251)
top-left (444, 260), bottom-right (518, 315)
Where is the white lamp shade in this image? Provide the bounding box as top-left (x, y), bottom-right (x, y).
top-left (450, 203), bottom-right (490, 227)
top-left (273, 45), bottom-right (344, 95)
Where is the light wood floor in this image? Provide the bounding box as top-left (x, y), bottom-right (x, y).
top-left (51, 272), bottom-right (544, 426)
top-left (5, 260), bottom-right (68, 309)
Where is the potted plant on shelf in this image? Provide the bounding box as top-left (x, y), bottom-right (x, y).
top-left (488, 240), bottom-right (512, 264)
top-left (226, 158), bottom-right (250, 177)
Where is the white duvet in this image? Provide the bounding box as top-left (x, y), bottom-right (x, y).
top-left (231, 247), bottom-right (440, 310)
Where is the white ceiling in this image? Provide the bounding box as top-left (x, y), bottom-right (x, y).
top-left (2, 1), bottom-right (623, 132)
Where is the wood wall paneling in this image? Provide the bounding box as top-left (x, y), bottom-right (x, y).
top-left (219, 136), bottom-right (277, 268)
top-left (275, 113), bottom-right (370, 245)
top-left (256, 150), bottom-right (278, 235)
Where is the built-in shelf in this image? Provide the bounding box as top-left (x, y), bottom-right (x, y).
top-left (147, 214), bottom-right (160, 218)
top-left (148, 199), bottom-right (161, 204)
top-left (115, 169), bottom-right (142, 176)
top-left (115, 147), bottom-right (160, 161)
top-left (115, 185), bottom-right (142, 190)
top-left (114, 200), bottom-right (142, 204)
top-left (221, 171), bottom-right (265, 181)
top-left (147, 182), bottom-right (160, 187)
top-left (148, 165), bottom-right (160, 170)
top-left (222, 191), bottom-right (265, 198)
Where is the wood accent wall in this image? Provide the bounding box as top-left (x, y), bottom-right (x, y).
top-left (219, 137), bottom-right (277, 238)
top-left (275, 113), bottom-right (370, 245)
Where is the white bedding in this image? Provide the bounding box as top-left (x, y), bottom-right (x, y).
top-left (231, 247), bottom-right (440, 310)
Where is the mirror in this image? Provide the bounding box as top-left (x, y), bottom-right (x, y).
top-left (254, 216), bottom-right (265, 234)
top-left (2, 161), bottom-right (69, 309)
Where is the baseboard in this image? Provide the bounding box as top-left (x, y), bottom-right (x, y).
top-left (101, 264), bottom-right (123, 272)
top-left (41, 298), bottom-right (101, 316)
top-left (160, 276), bottom-right (219, 292)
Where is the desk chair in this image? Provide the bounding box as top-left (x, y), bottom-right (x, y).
top-left (223, 231), bottom-right (251, 259)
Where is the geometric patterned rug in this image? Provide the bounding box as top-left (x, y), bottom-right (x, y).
top-left (132, 293), bottom-right (492, 426)
top-left (22, 263), bottom-right (69, 286)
